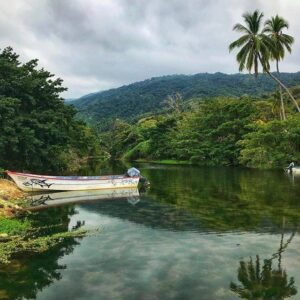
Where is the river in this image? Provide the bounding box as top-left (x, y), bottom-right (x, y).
top-left (1, 164), bottom-right (300, 300)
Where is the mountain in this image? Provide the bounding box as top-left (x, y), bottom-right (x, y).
top-left (71, 72), bottom-right (300, 126)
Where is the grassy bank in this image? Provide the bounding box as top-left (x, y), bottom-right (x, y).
top-left (0, 179), bottom-right (94, 264)
top-left (134, 159), bottom-right (191, 165)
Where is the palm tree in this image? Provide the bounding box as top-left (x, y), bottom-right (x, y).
top-left (264, 15), bottom-right (295, 120)
top-left (229, 10), bottom-right (269, 76)
top-left (229, 10), bottom-right (300, 113)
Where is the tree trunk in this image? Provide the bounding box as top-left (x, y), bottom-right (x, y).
top-left (277, 60), bottom-right (286, 120)
top-left (258, 54), bottom-right (300, 113)
top-left (267, 70), bottom-right (300, 113)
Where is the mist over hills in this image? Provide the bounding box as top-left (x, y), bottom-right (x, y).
top-left (71, 72), bottom-right (300, 126)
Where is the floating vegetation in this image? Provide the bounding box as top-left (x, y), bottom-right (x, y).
top-left (0, 180), bottom-right (98, 265)
top-left (0, 217), bottom-right (31, 236)
top-left (0, 226), bottom-right (98, 264)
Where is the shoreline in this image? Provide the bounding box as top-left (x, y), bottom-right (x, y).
top-left (134, 159), bottom-right (191, 165)
top-left (0, 179), bottom-right (26, 218)
top-left (133, 159), bottom-right (289, 170)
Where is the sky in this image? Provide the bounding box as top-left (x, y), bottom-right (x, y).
top-left (1, 0), bottom-right (300, 98)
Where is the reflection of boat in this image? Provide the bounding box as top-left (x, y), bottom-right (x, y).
top-left (27, 188), bottom-right (140, 210)
top-left (6, 168), bottom-right (141, 192)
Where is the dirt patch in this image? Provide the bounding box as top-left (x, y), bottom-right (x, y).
top-left (0, 179), bottom-right (25, 217)
top-left (0, 179), bottom-right (24, 200)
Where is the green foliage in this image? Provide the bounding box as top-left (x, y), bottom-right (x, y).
top-left (123, 141), bottom-right (151, 160)
top-left (171, 97), bottom-right (261, 165)
top-left (0, 206), bottom-right (97, 264)
top-left (239, 115), bottom-right (300, 168)
top-left (103, 93), bottom-right (300, 168)
top-left (0, 47), bottom-right (100, 172)
top-left (0, 168), bottom-right (4, 178)
top-left (72, 72), bottom-right (300, 127)
top-left (0, 217), bottom-right (31, 235)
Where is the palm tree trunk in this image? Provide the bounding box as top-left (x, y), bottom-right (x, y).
top-left (258, 54), bottom-right (300, 113)
top-left (267, 70), bottom-right (300, 112)
top-left (279, 104), bottom-right (283, 120)
top-left (277, 60), bottom-right (286, 120)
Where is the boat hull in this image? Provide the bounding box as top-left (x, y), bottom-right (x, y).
top-left (6, 171), bottom-right (140, 192)
top-left (287, 167), bottom-right (300, 175)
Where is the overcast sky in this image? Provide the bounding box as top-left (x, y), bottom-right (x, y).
top-left (1, 0), bottom-right (300, 98)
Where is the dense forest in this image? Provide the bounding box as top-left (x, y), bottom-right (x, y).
top-left (0, 47), bottom-right (101, 172)
top-left (100, 89), bottom-right (300, 168)
top-left (72, 72), bottom-right (300, 129)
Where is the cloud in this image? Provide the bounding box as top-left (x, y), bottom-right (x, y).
top-left (0, 0), bottom-right (299, 98)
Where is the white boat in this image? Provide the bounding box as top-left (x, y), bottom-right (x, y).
top-left (288, 167), bottom-right (300, 175)
top-left (6, 168), bottom-right (141, 192)
top-left (28, 188), bottom-right (140, 210)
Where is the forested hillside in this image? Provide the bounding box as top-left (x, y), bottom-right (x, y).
top-left (72, 72), bottom-right (300, 127)
top-left (101, 90), bottom-right (300, 169)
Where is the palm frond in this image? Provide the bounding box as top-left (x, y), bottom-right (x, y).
top-left (229, 35), bottom-right (250, 52)
top-left (244, 10), bottom-right (264, 34)
top-left (236, 43), bottom-right (251, 72)
top-left (263, 15), bottom-right (294, 60)
top-left (246, 47), bottom-right (255, 72)
top-left (281, 34), bottom-right (294, 45)
top-left (232, 23), bottom-right (251, 34)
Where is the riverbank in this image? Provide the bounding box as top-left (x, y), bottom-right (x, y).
top-left (0, 179), bottom-right (93, 264)
top-left (0, 179), bottom-right (25, 217)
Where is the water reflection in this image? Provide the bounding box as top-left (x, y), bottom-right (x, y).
top-left (2, 164), bottom-right (300, 300)
top-left (0, 207), bottom-right (83, 300)
top-left (139, 165), bottom-right (300, 233)
top-left (231, 255), bottom-right (297, 299)
top-left (231, 223), bottom-right (298, 299)
top-left (0, 188), bottom-right (141, 300)
top-left (27, 188), bottom-right (140, 210)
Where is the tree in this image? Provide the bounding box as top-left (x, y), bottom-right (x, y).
top-left (264, 15), bottom-right (295, 120)
top-left (238, 115), bottom-right (300, 168)
top-left (0, 47), bottom-right (100, 172)
top-left (229, 10), bottom-right (300, 113)
top-left (163, 92), bottom-right (184, 116)
top-left (229, 10), bottom-right (268, 76)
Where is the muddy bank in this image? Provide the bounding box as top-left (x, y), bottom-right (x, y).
top-left (0, 179), bottom-right (26, 217)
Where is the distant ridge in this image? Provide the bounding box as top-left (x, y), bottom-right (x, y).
top-left (71, 72), bottom-right (300, 126)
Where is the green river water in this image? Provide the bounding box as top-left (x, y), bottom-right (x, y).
top-left (1, 164), bottom-right (300, 300)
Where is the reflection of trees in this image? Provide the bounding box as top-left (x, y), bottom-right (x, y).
top-left (0, 238), bottom-right (78, 300)
top-left (230, 229), bottom-right (297, 299)
top-left (230, 256), bottom-right (297, 299)
top-left (140, 166), bottom-right (300, 232)
top-left (0, 206), bottom-right (85, 300)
